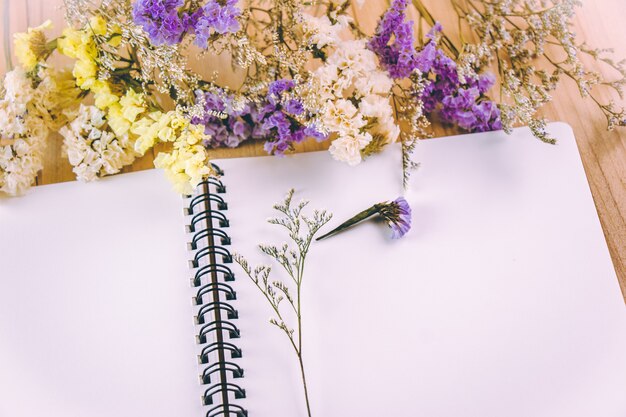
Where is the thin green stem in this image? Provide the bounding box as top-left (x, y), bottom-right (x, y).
top-left (411, 0), bottom-right (460, 58)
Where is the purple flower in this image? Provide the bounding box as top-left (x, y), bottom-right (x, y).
top-left (368, 0), bottom-right (418, 79)
top-left (316, 196), bottom-right (412, 241)
top-left (193, 0), bottom-right (241, 47)
top-left (368, 2), bottom-right (502, 133)
top-left (191, 90), bottom-right (256, 148)
top-left (191, 82), bottom-right (326, 154)
top-left (379, 197), bottom-right (412, 239)
top-left (284, 99), bottom-right (304, 115)
top-left (261, 80), bottom-right (327, 155)
top-left (132, 0), bottom-right (185, 45)
top-left (133, 0), bottom-right (240, 47)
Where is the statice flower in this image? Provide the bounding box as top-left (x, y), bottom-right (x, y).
top-left (369, 1), bottom-right (501, 133)
top-left (311, 36), bottom-right (399, 166)
top-left (192, 90), bottom-right (266, 148)
top-left (261, 79), bottom-right (327, 156)
top-left (193, 0), bottom-right (241, 47)
top-left (367, 0), bottom-right (416, 79)
top-left (192, 82), bottom-right (325, 155)
top-left (60, 104), bottom-right (138, 182)
top-left (0, 69), bottom-right (47, 196)
top-left (379, 197), bottom-right (412, 239)
top-left (316, 196), bottom-right (412, 240)
top-left (420, 44), bottom-right (502, 132)
top-left (132, 0), bottom-right (186, 46)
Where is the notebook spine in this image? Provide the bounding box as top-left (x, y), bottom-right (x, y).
top-left (184, 168), bottom-right (248, 417)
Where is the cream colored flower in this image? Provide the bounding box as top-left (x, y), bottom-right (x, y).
top-left (328, 132), bottom-right (372, 166)
top-left (323, 99), bottom-right (366, 135)
top-left (59, 104), bottom-right (137, 182)
top-left (302, 14), bottom-right (346, 49)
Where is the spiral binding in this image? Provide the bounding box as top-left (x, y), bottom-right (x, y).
top-left (184, 169), bottom-right (248, 417)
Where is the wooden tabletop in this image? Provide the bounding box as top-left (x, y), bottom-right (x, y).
top-left (2, 0), bottom-right (625, 300)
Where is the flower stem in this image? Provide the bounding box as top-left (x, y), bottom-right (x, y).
top-left (315, 205), bottom-right (382, 241)
top-left (411, 0), bottom-right (460, 58)
top-left (298, 352), bottom-right (313, 417)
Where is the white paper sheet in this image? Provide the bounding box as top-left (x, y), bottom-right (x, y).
top-left (0, 170), bottom-right (205, 417)
top-left (0, 122), bottom-right (624, 417)
top-left (216, 122), bottom-right (626, 417)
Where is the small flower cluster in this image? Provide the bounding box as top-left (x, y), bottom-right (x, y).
top-left (260, 79), bottom-right (327, 155)
top-left (192, 82), bottom-right (326, 155)
top-left (192, 90), bottom-right (262, 148)
top-left (60, 104), bottom-right (137, 182)
top-left (13, 20), bottom-right (54, 72)
top-left (57, 15), bottom-right (113, 90)
top-left (133, 110), bottom-right (212, 194)
top-left (0, 69), bottom-right (47, 195)
top-left (132, 0), bottom-right (241, 47)
top-left (367, 0), bottom-right (415, 79)
top-left (369, 1), bottom-right (501, 133)
top-left (312, 36), bottom-right (399, 166)
top-left (0, 66), bottom-right (80, 195)
top-left (419, 32), bottom-right (502, 133)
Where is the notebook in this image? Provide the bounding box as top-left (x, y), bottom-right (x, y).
top-left (0, 122), bottom-right (625, 417)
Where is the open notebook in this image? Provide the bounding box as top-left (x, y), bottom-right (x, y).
top-left (1, 122), bottom-right (625, 417)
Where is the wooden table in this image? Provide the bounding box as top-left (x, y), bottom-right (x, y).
top-left (2, 0), bottom-right (625, 299)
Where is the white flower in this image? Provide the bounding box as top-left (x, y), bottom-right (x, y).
top-left (328, 132), bottom-right (373, 166)
top-left (0, 68), bottom-right (48, 196)
top-left (3, 68), bottom-right (34, 105)
top-left (359, 94), bottom-right (393, 119)
top-left (354, 69), bottom-right (394, 97)
top-left (60, 104), bottom-right (137, 182)
top-left (329, 40), bottom-right (378, 76)
top-left (323, 99), bottom-right (366, 135)
top-left (302, 14), bottom-right (345, 49)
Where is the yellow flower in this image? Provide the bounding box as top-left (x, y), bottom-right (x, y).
top-left (185, 124), bottom-right (206, 145)
top-left (92, 81), bottom-right (119, 109)
top-left (170, 113), bottom-right (189, 130)
top-left (57, 27), bottom-right (84, 59)
top-left (73, 58), bottom-right (97, 89)
top-left (89, 15), bottom-right (108, 36)
top-left (119, 89), bottom-right (146, 123)
top-left (154, 128), bottom-right (212, 194)
top-left (157, 126), bottom-right (176, 142)
top-left (107, 103), bottom-right (131, 137)
top-left (132, 111), bottom-right (175, 155)
top-left (13, 20), bottom-right (53, 71)
top-left (108, 34), bottom-right (123, 48)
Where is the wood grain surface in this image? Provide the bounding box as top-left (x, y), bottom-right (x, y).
top-left (1, 0), bottom-right (625, 299)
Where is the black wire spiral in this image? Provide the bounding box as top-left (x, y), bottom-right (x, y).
top-left (185, 172), bottom-right (247, 417)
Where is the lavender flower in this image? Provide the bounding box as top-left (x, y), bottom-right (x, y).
top-left (192, 82), bottom-right (326, 155)
top-left (379, 197), bottom-right (412, 239)
top-left (367, 0), bottom-right (416, 79)
top-left (132, 0), bottom-right (185, 45)
top-left (260, 79), bottom-right (327, 156)
top-left (193, 0), bottom-right (241, 47)
top-left (369, 2), bottom-right (501, 133)
top-left (192, 90), bottom-right (266, 148)
top-left (133, 0), bottom-right (240, 47)
top-left (316, 196), bottom-right (412, 241)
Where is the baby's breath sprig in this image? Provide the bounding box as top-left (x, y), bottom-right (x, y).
top-left (413, 0), bottom-right (626, 141)
top-left (234, 189), bottom-right (332, 417)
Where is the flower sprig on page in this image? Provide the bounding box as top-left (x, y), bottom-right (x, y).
top-left (234, 189), bottom-right (332, 417)
top-left (317, 197), bottom-right (412, 241)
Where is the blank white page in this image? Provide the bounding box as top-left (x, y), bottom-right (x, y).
top-left (0, 170), bottom-right (204, 417)
top-left (215, 122), bottom-right (626, 417)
